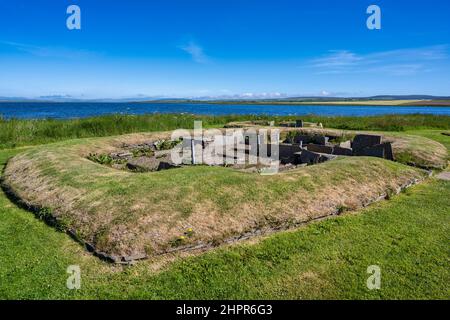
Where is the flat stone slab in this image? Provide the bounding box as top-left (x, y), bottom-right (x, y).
top-left (293, 134), bottom-right (329, 145)
top-left (333, 146), bottom-right (353, 156)
top-left (339, 140), bottom-right (352, 149)
top-left (352, 134), bottom-right (382, 153)
top-left (298, 150), bottom-right (321, 165)
top-left (356, 142), bottom-right (394, 160)
top-left (127, 156), bottom-right (176, 172)
top-left (305, 144), bottom-right (334, 154)
top-left (436, 171), bottom-right (450, 181)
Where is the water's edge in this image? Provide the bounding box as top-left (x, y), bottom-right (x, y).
top-left (1, 102), bottom-right (450, 119)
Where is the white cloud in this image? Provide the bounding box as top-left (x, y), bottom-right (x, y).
top-left (307, 45), bottom-right (449, 76)
top-left (180, 41), bottom-right (210, 64)
top-left (0, 41), bottom-right (97, 59)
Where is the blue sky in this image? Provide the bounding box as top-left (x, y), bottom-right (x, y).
top-left (0, 0), bottom-right (449, 99)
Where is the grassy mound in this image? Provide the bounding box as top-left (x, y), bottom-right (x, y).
top-left (1, 129), bottom-right (436, 262)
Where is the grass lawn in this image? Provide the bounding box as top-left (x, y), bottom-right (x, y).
top-left (405, 129), bottom-right (450, 150)
top-left (0, 128), bottom-right (448, 299)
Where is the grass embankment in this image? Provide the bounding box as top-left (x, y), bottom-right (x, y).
top-left (0, 145), bottom-right (449, 299)
top-left (1, 127), bottom-right (439, 260)
top-left (1, 114), bottom-right (449, 149)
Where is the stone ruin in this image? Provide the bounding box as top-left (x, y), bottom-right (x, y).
top-left (281, 132), bottom-right (394, 166)
top-left (89, 140), bottom-right (183, 173)
top-left (87, 122), bottom-right (394, 173)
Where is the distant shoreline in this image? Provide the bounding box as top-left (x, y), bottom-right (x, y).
top-left (137, 99), bottom-right (450, 107)
top-left (2, 95), bottom-right (450, 107)
top-left (1, 100), bottom-right (449, 107)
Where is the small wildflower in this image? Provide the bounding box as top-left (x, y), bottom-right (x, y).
top-left (185, 228), bottom-right (195, 237)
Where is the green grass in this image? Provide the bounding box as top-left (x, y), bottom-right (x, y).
top-left (0, 146), bottom-right (448, 299)
top-left (0, 124), bottom-right (448, 299)
top-left (405, 129), bottom-right (450, 150)
top-left (1, 113), bottom-right (449, 149)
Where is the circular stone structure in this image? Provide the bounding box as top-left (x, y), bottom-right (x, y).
top-left (1, 128), bottom-right (446, 263)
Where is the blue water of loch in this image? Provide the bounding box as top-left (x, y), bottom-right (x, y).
top-left (0, 102), bottom-right (449, 119)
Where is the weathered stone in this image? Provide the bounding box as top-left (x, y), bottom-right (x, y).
top-left (305, 144), bottom-right (334, 154)
top-left (352, 134), bottom-right (382, 154)
top-left (339, 140), bottom-right (352, 149)
top-left (312, 135), bottom-right (329, 145)
top-left (127, 156), bottom-right (162, 172)
top-left (382, 142), bottom-right (394, 161)
top-left (436, 171), bottom-right (450, 181)
top-left (333, 146), bottom-right (353, 156)
top-left (358, 142), bottom-right (394, 160)
top-left (299, 150), bottom-right (321, 165)
top-left (358, 144), bottom-right (385, 158)
top-left (158, 161), bottom-right (178, 170)
top-left (279, 121), bottom-right (296, 127)
top-left (122, 253), bottom-right (148, 262)
top-left (111, 152), bottom-right (133, 160)
top-left (293, 135), bottom-right (312, 144)
top-left (279, 144), bottom-right (302, 164)
top-left (155, 149), bottom-right (171, 158)
top-left (319, 154), bottom-right (337, 162)
top-left (293, 152), bottom-right (302, 164)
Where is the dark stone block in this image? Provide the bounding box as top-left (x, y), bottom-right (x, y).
top-left (299, 150), bottom-right (321, 165)
top-left (279, 121), bottom-right (296, 127)
top-left (295, 120), bottom-right (304, 128)
top-left (333, 146), bottom-right (353, 156)
top-left (312, 135), bottom-right (329, 145)
top-left (293, 152), bottom-right (302, 164)
top-left (293, 135), bottom-right (312, 144)
top-left (359, 144), bottom-right (385, 158)
top-left (157, 161), bottom-right (178, 170)
top-left (382, 142), bottom-right (394, 160)
top-left (305, 144), bottom-right (334, 154)
top-left (357, 142), bottom-right (394, 160)
top-left (319, 154), bottom-right (337, 162)
top-left (278, 143), bottom-right (302, 164)
top-left (352, 134), bottom-right (382, 154)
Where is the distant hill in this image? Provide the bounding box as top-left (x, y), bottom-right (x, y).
top-left (1, 95), bottom-right (450, 105)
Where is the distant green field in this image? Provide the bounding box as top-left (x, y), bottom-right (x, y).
top-left (1, 113), bottom-right (449, 149)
